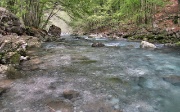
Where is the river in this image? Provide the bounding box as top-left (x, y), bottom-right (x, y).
top-left (0, 35), bottom-right (180, 112)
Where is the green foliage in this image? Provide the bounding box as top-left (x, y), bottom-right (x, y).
top-left (175, 41), bottom-right (180, 46)
top-left (0, 0), bottom-right (64, 29)
top-left (64, 0), bottom-right (167, 32)
top-left (9, 52), bottom-right (21, 64)
top-left (0, 0), bottom-right (168, 32)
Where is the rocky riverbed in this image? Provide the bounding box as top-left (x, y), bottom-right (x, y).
top-left (0, 35), bottom-right (180, 112)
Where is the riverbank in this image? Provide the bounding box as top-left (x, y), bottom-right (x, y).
top-left (83, 28), bottom-right (180, 48)
top-left (0, 7), bottom-right (62, 96)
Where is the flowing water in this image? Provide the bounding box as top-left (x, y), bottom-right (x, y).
top-left (0, 36), bottom-right (180, 112)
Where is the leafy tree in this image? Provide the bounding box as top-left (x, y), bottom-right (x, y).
top-left (0, 0), bottom-right (63, 29)
top-left (63, 0), bottom-right (167, 32)
top-left (0, 0), bottom-right (168, 32)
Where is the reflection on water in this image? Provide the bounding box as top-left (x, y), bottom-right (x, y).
top-left (1, 36), bottom-right (180, 112)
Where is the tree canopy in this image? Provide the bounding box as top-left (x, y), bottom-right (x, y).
top-left (0, 0), bottom-right (171, 32)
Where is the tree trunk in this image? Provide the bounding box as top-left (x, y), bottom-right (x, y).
top-left (7, 0), bottom-right (16, 13)
top-left (22, 0), bottom-right (43, 28)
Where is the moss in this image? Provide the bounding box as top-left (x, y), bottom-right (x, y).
top-left (5, 66), bottom-right (23, 79)
top-left (61, 66), bottom-right (80, 73)
top-left (146, 35), bottom-right (155, 40)
top-left (72, 56), bottom-right (89, 61)
top-left (17, 50), bottom-right (26, 56)
top-left (72, 55), bottom-right (97, 64)
top-left (10, 52), bottom-right (21, 64)
top-left (143, 38), bottom-right (148, 41)
top-left (107, 77), bottom-right (123, 83)
top-left (175, 42), bottom-right (180, 46)
top-left (106, 77), bottom-right (128, 85)
top-left (0, 54), bottom-right (3, 60)
top-left (80, 60), bottom-right (97, 64)
top-left (154, 35), bottom-right (164, 40)
top-left (128, 37), bottom-right (134, 40)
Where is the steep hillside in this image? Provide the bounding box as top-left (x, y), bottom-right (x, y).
top-left (155, 0), bottom-right (179, 31)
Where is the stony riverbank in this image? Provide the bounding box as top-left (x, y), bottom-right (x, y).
top-left (0, 7), bottom-right (62, 95)
top-left (85, 26), bottom-right (180, 47)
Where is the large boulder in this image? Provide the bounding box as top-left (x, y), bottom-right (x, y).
top-left (48, 25), bottom-right (61, 37)
top-left (63, 89), bottom-right (80, 100)
top-left (25, 27), bottom-right (47, 39)
top-left (0, 35), bottom-right (28, 52)
top-left (163, 75), bottom-right (180, 86)
top-left (0, 7), bottom-right (25, 35)
top-left (140, 41), bottom-right (156, 49)
top-left (0, 35), bottom-right (41, 51)
top-left (0, 35), bottom-right (41, 64)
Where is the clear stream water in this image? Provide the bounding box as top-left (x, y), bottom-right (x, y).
top-left (0, 36), bottom-right (180, 112)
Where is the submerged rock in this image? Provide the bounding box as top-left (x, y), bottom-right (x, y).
top-left (92, 42), bottom-right (105, 47)
top-left (163, 75), bottom-right (180, 86)
top-left (5, 66), bottom-right (23, 79)
top-left (107, 77), bottom-right (124, 84)
top-left (47, 100), bottom-right (73, 112)
top-left (63, 90), bottom-right (80, 100)
top-left (140, 41), bottom-right (156, 49)
top-left (0, 79), bottom-right (13, 96)
top-left (0, 87), bottom-right (7, 96)
top-left (0, 7), bottom-right (25, 35)
top-left (80, 99), bottom-right (123, 112)
top-left (21, 58), bottom-right (41, 71)
top-left (0, 79), bottom-right (13, 88)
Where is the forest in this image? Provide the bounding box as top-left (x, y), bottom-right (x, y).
top-left (0, 0), bottom-right (179, 32)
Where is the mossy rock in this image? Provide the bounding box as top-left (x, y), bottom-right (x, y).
top-left (0, 52), bottom-right (6, 64)
top-left (72, 55), bottom-right (97, 64)
top-left (80, 60), bottom-right (97, 64)
top-left (61, 66), bottom-right (80, 73)
top-left (71, 55), bottom-right (89, 61)
top-left (175, 42), bottom-right (180, 46)
top-left (106, 77), bottom-right (128, 85)
top-left (9, 52), bottom-right (21, 64)
top-left (133, 35), bottom-right (145, 39)
top-left (154, 35), bottom-right (164, 40)
top-left (0, 53), bottom-right (3, 60)
top-left (17, 49), bottom-right (26, 56)
top-left (128, 37), bottom-right (135, 40)
top-left (146, 35), bottom-right (155, 40)
top-left (0, 87), bottom-right (8, 96)
top-left (5, 66), bottom-right (23, 79)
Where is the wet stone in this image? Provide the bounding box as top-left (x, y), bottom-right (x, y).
top-left (80, 100), bottom-right (123, 112)
top-left (163, 75), bottom-right (180, 86)
top-left (0, 87), bottom-right (8, 96)
top-left (92, 42), bottom-right (105, 47)
top-left (47, 100), bottom-right (73, 112)
top-left (0, 79), bottom-right (13, 88)
top-left (63, 90), bottom-right (80, 100)
top-left (5, 66), bottom-right (23, 79)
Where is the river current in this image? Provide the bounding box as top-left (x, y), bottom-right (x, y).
top-left (1, 35), bottom-right (180, 112)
